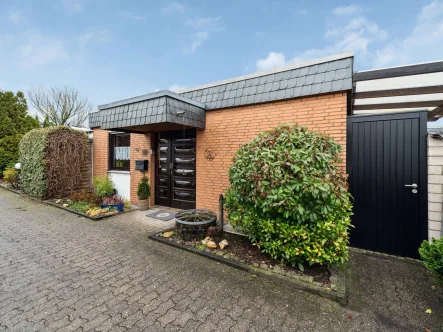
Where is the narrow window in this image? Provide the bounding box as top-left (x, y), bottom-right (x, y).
top-left (109, 133), bottom-right (130, 171)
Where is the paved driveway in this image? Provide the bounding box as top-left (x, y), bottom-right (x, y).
top-left (0, 188), bottom-right (442, 331)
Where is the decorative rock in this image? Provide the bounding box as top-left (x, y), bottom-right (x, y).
top-left (259, 263), bottom-right (269, 270)
top-left (206, 241), bottom-right (217, 249)
top-left (55, 199), bottom-right (61, 204)
top-left (219, 239), bottom-right (229, 249)
top-left (253, 263), bottom-right (260, 268)
top-left (313, 281), bottom-right (323, 287)
top-left (273, 265), bottom-right (283, 274)
top-left (331, 284), bottom-right (338, 291)
top-left (62, 204), bottom-right (69, 207)
top-left (205, 249), bottom-right (211, 253)
top-left (184, 241), bottom-right (193, 246)
top-left (300, 275), bottom-right (313, 283)
top-left (163, 231), bottom-right (174, 238)
top-left (223, 254), bottom-right (230, 259)
top-left (290, 273), bottom-right (300, 280)
top-left (201, 237), bottom-right (211, 245)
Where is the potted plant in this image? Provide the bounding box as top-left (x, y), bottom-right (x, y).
top-left (137, 176), bottom-right (151, 211)
top-left (101, 195), bottom-right (124, 212)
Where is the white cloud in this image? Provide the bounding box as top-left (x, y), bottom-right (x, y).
top-left (185, 16), bottom-right (221, 29)
top-left (373, 0), bottom-right (443, 67)
top-left (163, 2), bottom-right (185, 14)
top-left (184, 16), bottom-right (224, 53)
top-left (185, 31), bottom-right (209, 53)
top-left (256, 52), bottom-right (287, 71)
top-left (169, 84), bottom-right (187, 91)
top-left (296, 9), bottom-right (308, 15)
top-left (333, 5), bottom-right (361, 16)
top-left (8, 9), bottom-right (24, 24)
top-left (256, 9), bottom-right (387, 70)
top-left (122, 12), bottom-right (146, 21)
top-left (78, 28), bottom-right (111, 46)
top-left (17, 34), bottom-right (68, 68)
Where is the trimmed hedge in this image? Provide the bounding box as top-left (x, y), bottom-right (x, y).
top-left (224, 124), bottom-right (353, 266)
top-left (19, 126), bottom-right (88, 199)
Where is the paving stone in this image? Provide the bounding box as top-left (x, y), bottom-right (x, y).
top-left (0, 189), bottom-right (442, 332)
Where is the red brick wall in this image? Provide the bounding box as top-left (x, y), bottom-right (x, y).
top-left (195, 92), bottom-right (347, 212)
top-left (129, 133), bottom-right (155, 205)
top-left (92, 129), bottom-right (109, 178)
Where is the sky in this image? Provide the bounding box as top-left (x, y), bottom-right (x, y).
top-left (1, 0), bottom-right (443, 115)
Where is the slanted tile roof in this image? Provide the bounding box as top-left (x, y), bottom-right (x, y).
top-left (178, 52), bottom-right (353, 110)
top-left (89, 52), bottom-right (353, 129)
top-left (89, 90), bottom-right (205, 129)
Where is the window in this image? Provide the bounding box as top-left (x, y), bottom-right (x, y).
top-left (109, 133), bottom-right (130, 171)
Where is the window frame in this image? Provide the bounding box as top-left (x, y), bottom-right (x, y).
top-left (108, 132), bottom-right (131, 171)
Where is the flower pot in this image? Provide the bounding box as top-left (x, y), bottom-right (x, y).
top-left (100, 203), bottom-right (124, 212)
top-left (138, 198), bottom-right (150, 211)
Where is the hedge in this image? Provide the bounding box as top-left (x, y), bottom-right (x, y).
top-left (19, 126), bottom-right (88, 199)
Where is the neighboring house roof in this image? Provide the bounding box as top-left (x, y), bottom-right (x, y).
top-left (90, 52), bottom-right (353, 129)
top-left (89, 90), bottom-right (205, 130)
top-left (352, 59), bottom-right (443, 120)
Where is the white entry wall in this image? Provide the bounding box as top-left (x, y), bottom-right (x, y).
top-left (108, 171), bottom-right (130, 200)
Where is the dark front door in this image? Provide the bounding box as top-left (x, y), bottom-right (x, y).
top-left (347, 111), bottom-right (428, 258)
top-left (155, 130), bottom-right (196, 209)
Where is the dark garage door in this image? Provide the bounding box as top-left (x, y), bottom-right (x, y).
top-left (347, 111), bottom-right (428, 258)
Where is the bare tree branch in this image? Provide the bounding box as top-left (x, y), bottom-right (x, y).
top-left (28, 86), bottom-right (92, 127)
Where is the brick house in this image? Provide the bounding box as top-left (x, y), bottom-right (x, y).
top-left (89, 52), bottom-right (352, 213)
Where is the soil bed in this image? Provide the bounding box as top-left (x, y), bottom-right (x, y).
top-left (160, 230), bottom-right (331, 286)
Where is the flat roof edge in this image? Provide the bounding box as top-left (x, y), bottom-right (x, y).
top-left (176, 52), bottom-right (354, 94)
top-left (98, 89), bottom-right (206, 110)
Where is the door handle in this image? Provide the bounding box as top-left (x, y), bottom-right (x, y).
top-left (404, 183), bottom-right (418, 188)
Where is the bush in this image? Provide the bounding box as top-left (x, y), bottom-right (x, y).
top-left (93, 176), bottom-right (115, 198)
top-left (19, 126), bottom-right (88, 199)
top-left (224, 124), bottom-right (352, 266)
top-left (137, 176), bottom-right (151, 200)
top-left (0, 134), bottom-right (23, 176)
top-left (3, 167), bottom-right (19, 188)
top-left (419, 238), bottom-right (443, 283)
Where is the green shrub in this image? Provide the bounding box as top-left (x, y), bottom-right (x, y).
top-left (3, 167), bottom-right (19, 188)
top-left (137, 176), bottom-right (151, 200)
top-left (419, 238), bottom-right (443, 283)
top-left (224, 124), bottom-right (352, 266)
top-left (69, 201), bottom-right (90, 213)
top-left (19, 126), bottom-right (88, 199)
top-left (0, 134), bottom-right (23, 176)
top-left (93, 176), bottom-right (115, 198)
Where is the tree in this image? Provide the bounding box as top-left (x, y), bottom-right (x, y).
top-left (0, 90), bottom-right (40, 174)
top-left (28, 86), bottom-right (92, 127)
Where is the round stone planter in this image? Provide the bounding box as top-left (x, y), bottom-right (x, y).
top-left (175, 209), bottom-right (217, 241)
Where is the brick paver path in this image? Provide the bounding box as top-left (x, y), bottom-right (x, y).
top-left (0, 188), bottom-right (442, 331)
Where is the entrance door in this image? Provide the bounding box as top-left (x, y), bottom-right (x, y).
top-left (155, 130), bottom-right (196, 209)
top-left (347, 111), bottom-right (428, 258)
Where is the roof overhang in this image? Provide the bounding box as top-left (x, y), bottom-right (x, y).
top-left (353, 60), bottom-right (443, 121)
top-left (89, 90), bottom-right (206, 132)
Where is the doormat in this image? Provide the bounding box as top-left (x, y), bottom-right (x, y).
top-left (147, 210), bottom-right (177, 221)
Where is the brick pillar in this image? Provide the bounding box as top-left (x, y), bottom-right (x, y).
top-left (130, 133), bottom-right (155, 205)
top-left (92, 128), bottom-right (109, 178)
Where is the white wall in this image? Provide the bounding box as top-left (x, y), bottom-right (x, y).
top-left (108, 171), bottom-right (130, 200)
top-left (428, 136), bottom-right (443, 240)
